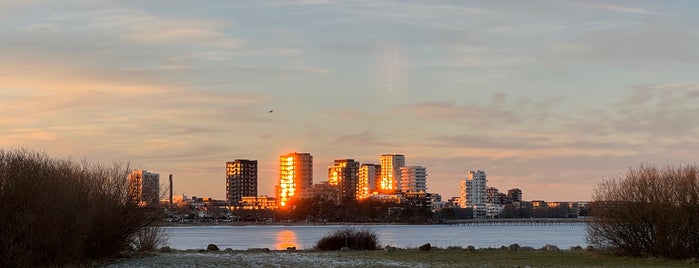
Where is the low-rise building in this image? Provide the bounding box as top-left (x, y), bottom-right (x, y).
top-left (240, 196), bottom-right (277, 210)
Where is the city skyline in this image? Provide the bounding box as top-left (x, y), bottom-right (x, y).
top-left (2, 1), bottom-right (698, 201)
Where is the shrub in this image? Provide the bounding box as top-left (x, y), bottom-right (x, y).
top-left (133, 225), bottom-right (171, 251)
top-left (207, 244), bottom-right (220, 251)
top-left (587, 164), bottom-right (699, 259)
top-left (0, 149), bottom-right (164, 266)
top-left (315, 227), bottom-right (379, 250)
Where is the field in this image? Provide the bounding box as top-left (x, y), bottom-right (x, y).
top-left (103, 249), bottom-right (698, 267)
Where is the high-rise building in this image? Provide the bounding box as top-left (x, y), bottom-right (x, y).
top-left (358, 164), bottom-right (381, 199)
top-left (400, 166), bottom-right (427, 193)
top-left (507, 188), bottom-right (523, 203)
top-left (379, 154), bottom-right (405, 193)
top-left (128, 169), bottom-right (160, 206)
top-left (277, 152), bottom-right (313, 208)
top-left (485, 187), bottom-right (500, 204)
top-left (460, 170), bottom-right (487, 218)
top-left (226, 159), bottom-right (258, 206)
top-left (328, 159), bottom-right (360, 202)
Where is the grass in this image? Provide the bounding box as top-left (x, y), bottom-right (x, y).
top-left (339, 250), bottom-right (697, 267)
top-left (105, 249), bottom-right (698, 268)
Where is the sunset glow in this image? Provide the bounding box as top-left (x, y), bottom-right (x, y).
top-left (275, 230), bottom-right (298, 250)
top-left (1, 1), bottom-right (697, 201)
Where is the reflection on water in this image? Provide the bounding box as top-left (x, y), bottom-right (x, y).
top-left (165, 224), bottom-right (586, 250)
top-left (275, 230), bottom-right (298, 250)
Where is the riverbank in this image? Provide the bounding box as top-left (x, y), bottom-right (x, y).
top-left (102, 250), bottom-right (697, 267)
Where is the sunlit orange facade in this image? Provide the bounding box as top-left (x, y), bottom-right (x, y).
top-left (277, 152), bottom-right (313, 207)
top-left (379, 154), bottom-right (405, 193)
top-left (240, 196), bottom-right (277, 210)
top-left (128, 169), bottom-right (160, 206)
top-left (358, 164), bottom-right (380, 199)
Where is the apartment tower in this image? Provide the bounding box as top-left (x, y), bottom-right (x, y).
top-left (226, 159), bottom-right (258, 206)
top-left (507, 188), bottom-right (523, 203)
top-left (358, 164), bottom-right (381, 199)
top-left (379, 154), bottom-right (405, 193)
top-left (277, 152), bottom-right (313, 207)
top-left (328, 159), bottom-right (360, 202)
top-left (400, 165), bottom-right (427, 193)
top-left (460, 170), bottom-right (487, 218)
top-left (128, 169), bottom-right (160, 206)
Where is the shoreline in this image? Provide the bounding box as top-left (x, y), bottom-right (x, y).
top-left (162, 218), bottom-right (587, 227)
top-left (161, 221), bottom-right (427, 227)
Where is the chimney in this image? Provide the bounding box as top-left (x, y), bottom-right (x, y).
top-left (169, 174), bottom-right (173, 210)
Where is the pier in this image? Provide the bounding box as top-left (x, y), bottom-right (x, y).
top-left (443, 218), bottom-right (587, 226)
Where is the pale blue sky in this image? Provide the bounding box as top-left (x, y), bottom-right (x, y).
top-left (2, 1), bottom-right (698, 200)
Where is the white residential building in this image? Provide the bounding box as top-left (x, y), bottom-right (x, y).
top-left (400, 165), bottom-right (427, 193)
top-left (486, 203), bottom-right (504, 218)
top-left (460, 170), bottom-right (487, 218)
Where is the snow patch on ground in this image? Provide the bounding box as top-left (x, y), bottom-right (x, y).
top-left (104, 252), bottom-right (427, 268)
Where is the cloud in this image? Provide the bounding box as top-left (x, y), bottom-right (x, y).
top-left (572, 3), bottom-right (653, 15)
top-left (409, 100), bottom-right (517, 125)
top-left (429, 135), bottom-right (550, 150)
top-left (611, 83), bottom-right (699, 136)
top-left (547, 24), bottom-right (699, 64)
top-left (0, 128), bottom-right (56, 141)
top-left (406, 93), bottom-right (562, 127)
top-left (61, 8), bottom-right (241, 47)
top-left (334, 130), bottom-right (396, 148)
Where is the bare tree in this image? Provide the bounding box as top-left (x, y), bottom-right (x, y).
top-left (587, 164), bottom-right (699, 259)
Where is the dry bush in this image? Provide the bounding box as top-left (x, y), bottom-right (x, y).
top-left (0, 149), bottom-right (164, 266)
top-left (587, 164), bottom-right (699, 259)
top-left (315, 227), bottom-right (379, 250)
top-left (132, 225), bottom-right (171, 251)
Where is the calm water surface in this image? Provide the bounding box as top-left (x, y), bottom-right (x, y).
top-left (164, 224), bottom-right (586, 250)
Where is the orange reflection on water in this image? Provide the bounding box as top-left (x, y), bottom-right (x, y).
top-left (275, 230), bottom-right (299, 250)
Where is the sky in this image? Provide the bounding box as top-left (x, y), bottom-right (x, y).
top-left (1, 0), bottom-right (698, 201)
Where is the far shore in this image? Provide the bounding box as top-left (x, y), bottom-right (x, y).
top-left (161, 217), bottom-right (587, 227)
top-left (161, 221), bottom-right (423, 227)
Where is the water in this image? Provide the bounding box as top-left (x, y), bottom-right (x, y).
top-left (164, 224), bottom-right (587, 250)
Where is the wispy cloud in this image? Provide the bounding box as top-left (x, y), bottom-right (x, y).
top-left (406, 93), bottom-right (562, 127)
top-left (334, 130), bottom-right (396, 148)
top-left (59, 8), bottom-right (241, 47)
top-left (547, 24), bottom-right (698, 64)
top-left (611, 83), bottom-right (699, 136)
top-left (573, 3), bottom-right (653, 15)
